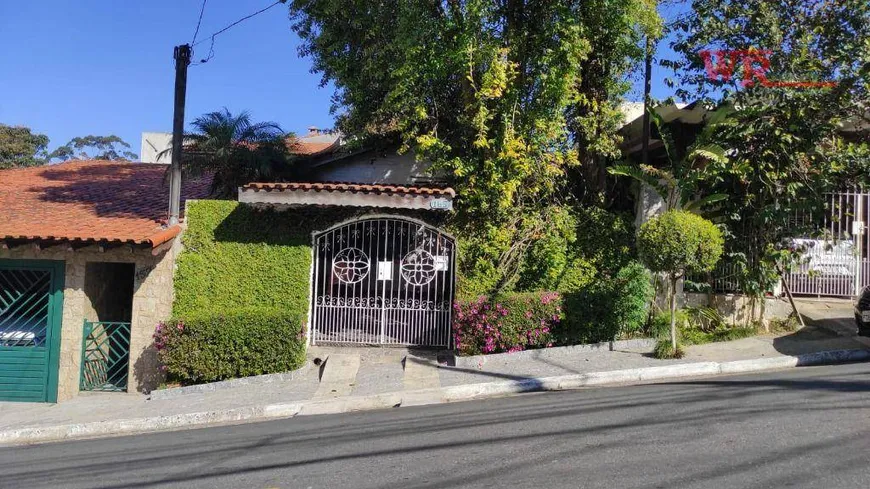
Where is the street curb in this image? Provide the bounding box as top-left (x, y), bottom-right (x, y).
top-left (2, 348), bottom-right (868, 447)
top-left (149, 363), bottom-right (313, 400)
top-left (451, 338), bottom-right (657, 368)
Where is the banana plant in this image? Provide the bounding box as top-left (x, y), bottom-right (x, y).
top-left (609, 105), bottom-right (731, 214)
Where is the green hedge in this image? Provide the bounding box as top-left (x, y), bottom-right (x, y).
top-left (556, 261), bottom-right (653, 344)
top-left (173, 200), bottom-right (314, 319)
top-left (174, 200), bottom-right (445, 318)
top-left (154, 308), bottom-right (307, 383)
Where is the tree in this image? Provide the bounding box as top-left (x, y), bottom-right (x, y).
top-left (49, 135), bottom-right (138, 162)
top-left (289, 0), bottom-right (661, 292)
top-left (165, 109), bottom-right (292, 198)
top-left (637, 210), bottom-right (723, 351)
top-left (666, 0), bottom-right (869, 299)
top-left (0, 124), bottom-right (50, 169)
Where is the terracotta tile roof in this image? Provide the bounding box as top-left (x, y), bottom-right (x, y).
top-left (0, 160), bottom-right (212, 248)
top-left (287, 140), bottom-right (338, 156)
top-left (242, 181), bottom-right (456, 197)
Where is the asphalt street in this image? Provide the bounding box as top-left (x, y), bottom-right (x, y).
top-left (1, 362), bottom-right (869, 489)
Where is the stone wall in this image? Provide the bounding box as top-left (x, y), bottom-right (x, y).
top-left (0, 239), bottom-right (179, 401)
top-left (684, 292), bottom-right (793, 327)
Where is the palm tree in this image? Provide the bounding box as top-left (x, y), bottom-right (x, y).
top-left (608, 106), bottom-right (730, 213)
top-left (161, 109), bottom-right (292, 198)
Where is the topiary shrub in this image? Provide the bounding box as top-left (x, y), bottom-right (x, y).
top-left (154, 308), bottom-right (306, 384)
top-left (557, 261), bottom-right (653, 344)
top-left (638, 210), bottom-right (723, 351)
top-left (453, 291), bottom-right (561, 356)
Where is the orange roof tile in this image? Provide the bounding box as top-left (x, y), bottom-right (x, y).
top-left (0, 160), bottom-right (212, 247)
top-left (286, 140), bottom-right (338, 156)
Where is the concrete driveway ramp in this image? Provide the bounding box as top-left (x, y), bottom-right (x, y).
top-left (314, 353), bottom-right (361, 399)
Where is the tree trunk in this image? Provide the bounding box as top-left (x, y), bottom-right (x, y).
top-left (670, 275), bottom-right (678, 350)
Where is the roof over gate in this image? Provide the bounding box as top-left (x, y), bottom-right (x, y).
top-left (238, 182), bottom-right (455, 211)
top-left (0, 160), bottom-right (212, 249)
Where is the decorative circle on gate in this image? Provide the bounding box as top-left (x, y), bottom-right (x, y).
top-left (400, 249), bottom-right (437, 286)
top-left (332, 247), bottom-right (370, 284)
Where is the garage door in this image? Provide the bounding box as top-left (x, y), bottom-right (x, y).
top-left (0, 260), bottom-right (64, 403)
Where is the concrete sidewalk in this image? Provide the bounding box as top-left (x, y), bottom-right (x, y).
top-left (1, 311), bottom-right (868, 446)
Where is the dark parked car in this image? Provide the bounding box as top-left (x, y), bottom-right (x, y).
top-left (854, 287), bottom-right (870, 336)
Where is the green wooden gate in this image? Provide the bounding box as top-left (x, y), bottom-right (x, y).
top-left (80, 321), bottom-right (131, 392)
top-left (0, 259), bottom-right (65, 403)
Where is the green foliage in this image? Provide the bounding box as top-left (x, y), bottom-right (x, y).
top-left (571, 206), bottom-right (637, 275)
top-left (650, 310), bottom-right (688, 340)
top-left (516, 206), bottom-right (635, 292)
top-left (154, 309), bottom-right (306, 384)
top-left (453, 292), bottom-right (560, 356)
top-left (175, 200), bottom-right (442, 318)
top-left (49, 135), bottom-right (137, 162)
top-left (166, 109), bottom-right (293, 198)
top-left (289, 0), bottom-right (661, 291)
top-left (668, 0), bottom-right (870, 298)
top-left (651, 309), bottom-right (757, 345)
top-left (637, 210), bottom-right (724, 278)
top-left (670, 0), bottom-right (868, 105)
top-left (607, 106), bottom-right (729, 214)
top-left (557, 262), bottom-right (653, 344)
top-left (768, 315), bottom-right (800, 334)
top-left (653, 340), bottom-right (685, 359)
top-left (515, 206), bottom-right (578, 291)
top-left (173, 200), bottom-right (314, 320)
top-left (0, 124), bottom-right (50, 169)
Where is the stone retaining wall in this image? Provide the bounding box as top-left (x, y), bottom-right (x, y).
top-left (0, 239), bottom-right (179, 400)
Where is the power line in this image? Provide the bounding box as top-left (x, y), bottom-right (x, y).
top-left (191, 0), bottom-right (208, 46)
top-left (191, 0), bottom-right (284, 65)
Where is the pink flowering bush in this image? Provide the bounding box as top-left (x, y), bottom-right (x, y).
top-left (453, 292), bottom-right (561, 356)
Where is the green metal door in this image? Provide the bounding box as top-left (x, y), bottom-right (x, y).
top-left (0, 260), bottom-right (64, 403)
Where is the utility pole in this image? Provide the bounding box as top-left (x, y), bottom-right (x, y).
top-left (641, 36), bottom-right (653, 167)
top-left (168, 44), bottom-right (191, 226)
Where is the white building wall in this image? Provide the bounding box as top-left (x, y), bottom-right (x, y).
top-left (140, 132), bottom-right (173, 164)
top-left (311, 152), bottom-right (438, 185)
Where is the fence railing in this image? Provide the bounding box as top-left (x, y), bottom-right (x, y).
top-left (80, 320), bottom-right (131, 392)
top-left (686, 262), bottom-right (742, 294)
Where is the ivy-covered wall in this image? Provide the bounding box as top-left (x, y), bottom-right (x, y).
top-left (173, 200), bottom-right (447, 321)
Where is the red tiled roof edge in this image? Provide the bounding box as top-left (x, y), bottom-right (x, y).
top-left (242, 182), bottom-right (456, 197)
top-left (146, 225), bottom-right (182, 248)
top-left (0, 225), bottom-right (181, 249)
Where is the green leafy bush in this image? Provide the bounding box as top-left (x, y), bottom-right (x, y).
top-left (516, 206), bottom-right (635, 293)
top-left (638, 210), bottom-right (724, 277)
top-left (571, 206), bottom-right (636, 274)
top-left (557, 261), bottom-right (653, 344)
top-left (453, 292), bottom-right (560, 356)
top-left (649, 310), bottom-right (689, 339)
top-left (650, 309), bottom-right (757, 346)
top-left (154, 308), bottom-right (306, 384)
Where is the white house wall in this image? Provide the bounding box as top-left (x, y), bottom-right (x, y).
top-left (311, 152), bottom-right (437, 185)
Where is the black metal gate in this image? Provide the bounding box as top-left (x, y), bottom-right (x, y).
top-left (311, 216), bottom-right (456, 347)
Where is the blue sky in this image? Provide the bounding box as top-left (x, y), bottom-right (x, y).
top-left (0, 1), bottom-right (680, 158)
top-left (0, 1), bottom-right (335, 155)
